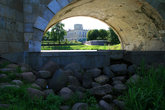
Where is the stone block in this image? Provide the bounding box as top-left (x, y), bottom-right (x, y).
top-left (24, 23), bottom-right (33, 33)
top-left (47, 0), bottom-right (61, 14)
top-left (24, 33), bottom-right (33, 42)
top-left (42, 8), bottom-right (54, 22)
top-left (34, 16), bottom-right (48, 31)
top-left (16, 22), bottom-right (24, 32)
top-left (24, 14), bottom-right (34, 23)
top-left (24, 4), bottom-right (32, 13)
top-left (57, 0), bottom-right (69, 7)
top-left (33, 29), bottom-right (44, 41)
top-left (29, 40), bottom-right (41, 52)
top-left (8, 42), bottom-right (24, 52)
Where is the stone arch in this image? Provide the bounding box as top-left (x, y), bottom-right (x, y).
top-left (31, 0), bottom-right (165, 52)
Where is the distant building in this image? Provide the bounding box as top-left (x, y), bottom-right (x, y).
top-left (64, 24), bottom-right (88, 42)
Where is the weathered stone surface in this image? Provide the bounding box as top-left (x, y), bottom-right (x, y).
top-left (128, 65), bottom-right (137, 73)
top-left (99, 100), bottom-right (113, 110)
top-left (68, 76), bottom-right (80, 87)
top-left (12, 80), bottom-right (23, 86)
top-left (7, 64), bottom-right (19, 68)
top-left (27, 88), bottom-right (45, 99)
top-left (42, 61), bottom-right (59, 74)
top-left (35, 79), bottom-right (47, 89)
top-left (22, 72), bottom-right (36, 83)
top-left (0, 68), bottom-right (16, 72)
top-left (127, 74), bottom-right (140, 84)
top-left (72, 103), bottom-right (88, 110)
top-left (112, 80), bottom-right (122, 85)
top-left (48, 69), bottom-right (68, 92)
top-left (113, 84), bottom-right (127, 93)
top-left (60, 105), bottom-right (70, 110)
top-left (112, 76), bottom-right (126, 82)
top-left (94, 75), bottom-right (109, 84)
top-left (86, 68), bottom-right (101, 78)
top-left (59, 87), bottom-right (73, 101)
top-left (0, 84), bottom-right (20, 89)
top-left (38, 70), bottom-right (52, 79)
top-left (64, 63), bottom-right (82, 73)
top-left (44, 89), bottom-right (55, 97)
top-left (31, 83), bottom-right (41, 90)
top-left (68, 85), bottom-right (86, 92)
top-left (90, 84), bottom-right (112, 96)
top-left (102, 95), bottom-right (113, 102)
top-left (0, 74), bottom-right (7, 79)
top-left (103, 66), bottom-right (114, 78)
top-left (92, 82), bottom-right (101, 88)
top-left (111, 64), bottom-right (127, 75)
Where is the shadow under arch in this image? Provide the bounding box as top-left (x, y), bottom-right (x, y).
top-left (44, 15), bottom-right (124, 49)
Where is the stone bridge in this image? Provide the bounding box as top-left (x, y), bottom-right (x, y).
top-left (0, 0), bottom-right (165, 54)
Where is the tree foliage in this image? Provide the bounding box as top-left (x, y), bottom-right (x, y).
top-left (87, 28), bottom-right (120, 45)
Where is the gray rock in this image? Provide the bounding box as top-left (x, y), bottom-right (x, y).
top-left (20, 63), bottom-right (32, 72)
top-left (113, 99), bottom-right (125, 110)
top-left (48, 69), bottom-right (68, 92)
top-left (27, 88), bottom-right (45, 99)
top-left (72, 103), bottom-right (88, 110)
top-left (102, 95), bottom-right (113, 102)
top-left (128, 65), bottom-right (137, 73)
top-left (0, 84), bottom-right (20, 89)
top-left (112, 76), bottom-right (126, 82)
top-left (92, 82), bottom-right (101, 88)
top-left (38, 70), bottom-right (52, 79)
top-left (127, 74), bottom-right (140, 84)
top-left (112, 80), bottom-right (122, 85)
top-left (35, 79), bottom-right (47, 89)
top-left (64, 63), bottom-right (82, 73)
top-left (86, 68), bottom-right (101, 78)
top-left (82, 75), bottom-right (92, 88)
top-left (60, 105), bottom-right (70, 110)
top-left (42, 61), bottom-right (59, 74)
top-left (31, 83), bottom-right (41, 90)
top-left (7, 64), bottom-right (19, 68)
top-left (44, 89), bottom-right (55, 97)
top-left (68, 85), bottom-right (86, 92)
top-left (110, 53), bottom-right (123, 60)
top-left (94, 75), bottom-right (109, 84)
top-left (68, 76), bottom-right (80, 87)
top-left (90, 84), bottom-right (112, 96)
top-left (110, 64), bottom-right (127, 75)
top-left (103, 66), bottom-right (114, 78)
top-left (99, 100), bottom-right (113, 110)
top-left (12, 80), bottom-right (23, 86)
top-left (113, 84), bottom-right (127, 92)
top-left (22, 72), bottom-right (36, 83)
top-left (0, 68), bottom-right (16, 72)
top-left (59, 87), bottom-right (73, 101)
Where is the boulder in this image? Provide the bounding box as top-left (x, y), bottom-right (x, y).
top-left (12, 80), bottom-right (23, 86)
top-left (0, 74), bottom-right (7, 79)
top-left (64, 63), bottom-right (82, 73)
top-left (127, 74), bottom-right (140, 84)
top-left (86, 68), bottom-right (101, 78)
top-left (90, 84), bottom-right (112, 96)
top-left (35, 79), bottom-right (47, 89)
top-left (22, 72), bottom-right (36, 83)
top-left (0, 68), bottom-right (16, 72)
top-left (128, 65), bottom-right (137, 73)
top-left (60, 105), bottom-right (70, 110)
top-left (113, 84), bottom-right (127, 93)
top-left (94, 75), bottom-right (109, 84)
top-left (38, 70), bottom-right (52, 79)
top-left (92, 82), bottom-right (101, 88)
top-left (112, 80), bottom-right (122, 85)
top-left (68, 85), bottom-right (86, 92)
top-left (103, 66), bottom-right (114, 78)
top-left (102, 94), bottom-right (113, 102)
top-left (20, 64), bottom-right (31, 72)
top-left (44, 89), bottom-right (55, 97)
top-left (59, 87), bottom-right (73, 101)
top-left (0, 83), bottom-right (20, 89)
top-left (68, 76), bottom-right (80, 87)
top-left (110, 64), bottom-right (127, 75)
top-left (112, 76), bottom-right (126, 82)
top-left (82, 75), bottom-right (92, 88)
top-left (7, 64), bottom-right (19, 68)
top-left (99, 100), bottom-right (113, 110)
top-left (48, 69), bottom-right (68, 92)
top-left (113, 99), bottom-right (125, 110)
top-left (31, 83), bottom-right (41, 90)
top-left (27, 88), bottom-right (45, 99)
top-left (72, 103), bottom-right (88, 110)
top-left (42, 61), bottom-right (59, 74)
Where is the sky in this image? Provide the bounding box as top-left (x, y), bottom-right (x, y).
top-left (61, 16), bottom-right (109, 31)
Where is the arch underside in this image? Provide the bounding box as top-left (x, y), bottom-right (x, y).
top-left (32, 0), bottom-right (165, 51)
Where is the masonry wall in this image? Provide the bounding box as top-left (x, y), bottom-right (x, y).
top-left (0, 0), bottom-right (24, 53)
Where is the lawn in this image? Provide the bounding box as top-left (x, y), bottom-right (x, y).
top-left (41, 44), bottom-right (121, 50)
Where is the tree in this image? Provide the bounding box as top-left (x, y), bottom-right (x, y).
top-left (107, 28), bottom-right (120, 45)
top-left (50, 22), bottom-right (66, 44)
top-left (87, 29), bottom-right (100, 41)
top-left (98, 29), bottom-right (108, 40)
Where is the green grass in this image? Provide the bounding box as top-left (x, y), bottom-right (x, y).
top-left (41, 44), bottom-right (121, 50)
top-left (120, 63), bottom-right (165, 110)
